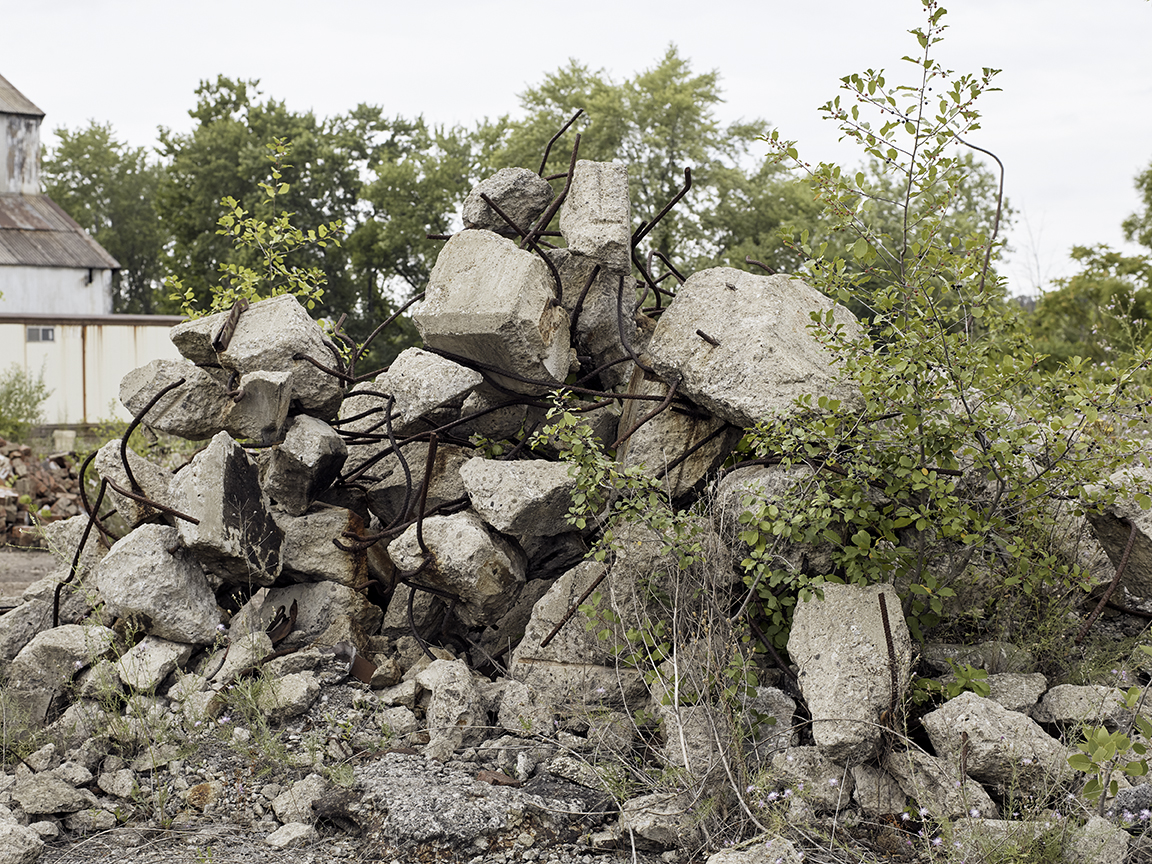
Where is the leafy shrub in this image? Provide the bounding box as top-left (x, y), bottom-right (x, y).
top-left (0, 363), bottom-right (51, 443)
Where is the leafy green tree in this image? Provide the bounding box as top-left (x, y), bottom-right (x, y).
top-left (488, 46), bottom-right (812, 275)
top-left (1122, 161), bottom-right (1152, 250)
top-left (41, 122), bottom-right (168, 313)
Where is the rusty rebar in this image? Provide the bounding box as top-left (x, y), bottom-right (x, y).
top-left (746, 615), bottom-right (798, 683)
top-left (745, 257), bottom-right (776, 275)
top-left (75, 449), bottom-right (118, 542)
top-left (651, 250), bottom-right (686, 285)
top-left (616, 275), bottom-right (657, 377)
top-left (696, 330), bottom-right (720, 347)
top-left (538, 109), bottom-right (584, 176)
top-left (878, 592), bottom-right (899, 728)
top-left (351, 291), bottom-right (426, 379)
top-left (1076, 519), bottom-right (1139, 644)
top-left (56, 476), bottom-right (108, 627)
top-left (568, 264), bottom-right (601, 346)
top-left (611, 376), bottom-right (680, 452)
top-left (539, 563), bottom-right (611, 648)
top-left (104, 478), bottom-right (200, 525)
top-left (481, 192), bottom-right (564, 300)
top-left (632, 167), bottom-right (692, 248)
top-left (292, 352), bottom-right (357, 384)
top-left (659, 423), bottom-right (732, 484)
top-left (122, 377), bottom-right (186, 493)
top-left (415, 433), bottom-right (438, 555)
top-left (633, 251), bottom-right (663, 311)
top-left (523, 133), bottom-right (581, 251)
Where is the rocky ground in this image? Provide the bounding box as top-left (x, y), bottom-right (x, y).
top-left (0, 548), bottom-right (54, 605)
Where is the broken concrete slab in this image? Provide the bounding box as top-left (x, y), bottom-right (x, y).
top-left (462, 167), bottom-right (554, 236)
top-left (222, 369), bottom-right (292, 444)
top-left (388, 510), bottom-right (526, 628)
top-left (459, 457), bottom-right (576, 537)
top-left (1088, 463), bottom-right (1152, 597)
top-left (169, 293), bottom-right (344, 419)
top-left (5, 624), bottom-right (117, 727)
top-left (646, 268), bottom-right (862, 427)
top-left (169, 431), bottom-right (283, 587)
top-left (114, 636), bottom-right (194, 693)
top-left (559, 161), bottom-right (631, 273)
top-left (789, 582), bottom-right (912, 764)
top-left (93, 440), bottom-right (173, 529)
top-left (260, 414), bottom-right (348, 517)
top-left (414, 230), bottom-right (572, 393)
top-left (274, 505), bottom-right (371, 589)
top-left (94, 523), bottom-right (221, 644)
top-left (256, 581), bottom-right (383, 656)
top-left (363, 441), bottom-right (472, 528)
top-left (119, 358), bottom-right (229, 441)
top-left (375, 348), bottom-right (484, 432)
top-left (415, 659), bottom-right (485, 761)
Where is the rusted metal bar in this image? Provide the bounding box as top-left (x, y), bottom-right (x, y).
top-left (696, 330), bottom-right (721, 347)
top-left (523, 133), bottom-right (581, 251)
top-left (659, 423), bottom-right (731, 483)
top-left (212, 298), bottom-right (249, 353)
top-left (745, 256), bottom-right (776, 275)
top-left (292, 352), bottom-right (357, 384)
top-left (610, 376), bottom-right (680, 452)
top-left (632, 167), bottom-right (692, 248)
top-left (499, 417), bottom-right (542, 462)
top-left (122, 377), bottom-right (186, 493)
top-left (56, 475), bottom-right (109, 627)
top-left (746, 615), bottom-right (799, 683)
top-left (575, 356), bottom-right (632, 387)
top-left (382, 396), bottom-right (415, 532)
top-left (539, 563), bottom-right (610, 648)
top-left (351, 291), bottom-right (426, 379)
top-left (633, 250), bottom-right (662, 311)
top-left (568, 264), bottom-right (601, 346)
top-left (480, 192), bottom-right (564, 301)
top-left (878, 592), bottom-right (899, 728)
top-left (76, 449), bottom-right (118, 542)
top-left (478, 192), bottom-right (530, 240)
top-left (104, 478), bottom-right (200, 525)
top-left (1076, 519), bottom-right (1139, 644)
top-left (415, 433), bottom-right (438, 555)
top-left (616, 275), bottom-right (657, 377)
top-left (426, 234), bottom-right (453, 241)
top-left (538, 109), bottom-right (583, 176)
top-left (651, 250), bottom-right (686, 285)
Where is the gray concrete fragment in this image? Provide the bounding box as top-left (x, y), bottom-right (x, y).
top-left (459, 457), bottom-right (576, 537)
top-left (94, 440), bottom-right (174, 528)
top-left (850, 764), bottom-right (906, 817)
top-left (364, 441), bottom-right (472, 527)
top-left (769, 747), bottom-right (854, 812)
top-left (985, 672), bottom-right (1049, 716)
top-left (95, 523), bottom-right (221, 644)
top-left (265, 822), bottom-right (316, 849)
top-left (375, 348), bottom-right (483, 430)
top-left (114, 636), bottom-right (193, 693)
top-left (1089, 463), bottom-right (1152, 597)
top-left (5, 624), bottom-right (116, 727)
top-left (255, 581), bottom-right (383, 655)
top-left (454, 386), bottom-right (529, 442)
top-left (256, 672), bottom-right (321, 723)
top-left (169, 431), bottom-right (283, 587)
top-left (1032, 684), bottom-right (1131, 726)
top-left (617, 367), bottom-right (737, 499)
top-left (0, 823), bottom-right (45, 864)
top-left (744, 686), bottom-right (799, 761)
top-left (498, 680), bottom-right (554, 738)
top-left (646, 268), bottom-right (862, 426)
top-left (559, 161), bottom-right (631, 272)
top-left (119, 358), bottom-right (229, 440)
top-left (921, 692), bottom-right (1073, 793)
top-left (261, 415), bottom-right (347, 517)
top-left (169, 293), bottom-right (343, 419)
top-left (271, 773), bottom-right (327, 824)
top-left (222, 369), bottom-right (292, 444)
top-left (618, 792), bottom-right (701, 851)
top-left (274, 506), bottom-right (371, 588)
top-left (415, 230), bottom-right (571, 393)
top-left (881, 748), bottom-right (999, 819)
top-left (11, 774), bottom-right (96, 815)
top-left (416, 659), bottom-right (485, 761)
top-left (707, 840), bottom-right (804, 864)
top-left (388, 510), bottom-right (525, 628)
top-left (789, 582), bottom-right (912, 764)
top-left (463, 167), bottom-right (554, 236)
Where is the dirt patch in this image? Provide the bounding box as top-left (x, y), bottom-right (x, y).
top-left (0, 546), bottom-right (57, 600)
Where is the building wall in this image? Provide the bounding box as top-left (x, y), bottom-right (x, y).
top-left (0, 265), bottom-right (113, 315)
top-left (0, 114), bottom-right (39, 195)
top-left (0, 315), bottom-right (183, 425)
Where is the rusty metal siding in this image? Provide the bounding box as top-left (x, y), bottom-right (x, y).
top-left (0, 194), bottom-right (120, 268)
top-left (0, 74), bottom-right (43, 117)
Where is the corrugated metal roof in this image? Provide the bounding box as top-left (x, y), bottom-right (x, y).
top-left (0, 74), bottom-right (44, 117)
top-left (0, 194), bottom-right (120, 269)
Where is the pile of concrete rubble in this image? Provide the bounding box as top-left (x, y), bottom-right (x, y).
top-left (1, 160), bottom-right (1151, 864)
top-left (0, 442), bottom-right (84, 548)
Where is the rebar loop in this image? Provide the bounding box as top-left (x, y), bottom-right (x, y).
top-left (122, 377), bottom-right (186, 493)
top-left (1076, 518), bottom-right (1139, 644)
top-left (538, 109), bottom-right (583, 176)
top-left (616, 274), bottom-right (657, 377)
top-left (350, 291), bottom-right (426, 380)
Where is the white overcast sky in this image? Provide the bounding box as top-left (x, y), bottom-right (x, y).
top-left (5, 0), bottom-right (1151, 298)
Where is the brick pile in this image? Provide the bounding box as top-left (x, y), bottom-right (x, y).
top-left (0, 438), bottom-right (84, 548)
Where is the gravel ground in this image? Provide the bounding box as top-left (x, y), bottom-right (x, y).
top-left (0, 547), bottom-right (57, 600)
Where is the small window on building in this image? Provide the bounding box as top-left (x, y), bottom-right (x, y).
top-left (26, 327), bottom-right (54, 343)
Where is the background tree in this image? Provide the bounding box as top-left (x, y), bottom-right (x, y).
top-left (488, 46), bottom-right (812, 276)
top-left (41, 122), bottom-right (168, 313)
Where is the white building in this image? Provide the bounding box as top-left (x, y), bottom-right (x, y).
top-left (0, 73), bottom-right (181, 426)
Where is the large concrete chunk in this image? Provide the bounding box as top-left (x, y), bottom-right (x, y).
top-left (169, 293), bottom-right (344, 419)
top-left (647, 268), bottom-right (862, 426)
top-left (921, 691), bottom-right (1073, 794)
top-left (93, 441), bottom-right (173, 528)
top-left (114, 636), bottom-right (193, 693)
top-left (94, 523), bottom-right (221, 644)
top-left (388, 510), bottom-right (525, 627)
top-left (274, 506), bottom-right (370, 588)
top-left (375, 348), bottom-right (483, 430)
top-left (462, 167), bottom-right (554, 236)
top-left (119, 358), bottom-right (229, 440)
top-left (261, 415), bottom-right (347, 517)
top-left (459, 457), bottom-right (576, 537)
top-left (6, 624), bottom-right (116, 727)
top-left (559, 161), bottom-right (631, 272)
top-left (254, 581), bottom-right (383, 655)
top-left (365, 441), bottom-right (472, 527)
top-left (415, 231), bottom-right (571, 393)
top-left (1089, 463), bottom-right (1152, 597)
top-left (222, 369), bottom-right (292, 444)
top-left (881, 748), bottom-right (1000, 819)
top-left (789, 582), bottom-right (912, 764)
top-left (415, 659), bottom-right (484, 761)
top-left (169, 431), bottom-right (283, 587)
